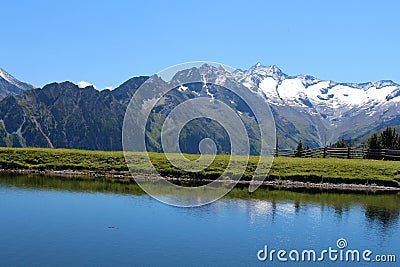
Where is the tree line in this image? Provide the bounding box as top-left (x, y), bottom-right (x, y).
top-left (368, 127), bottom-right (400, 149)
top-left (294, 127), bottom-right (400, 156)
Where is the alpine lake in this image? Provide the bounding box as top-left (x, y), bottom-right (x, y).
top-left (0, 174), bottom-right (399, 266)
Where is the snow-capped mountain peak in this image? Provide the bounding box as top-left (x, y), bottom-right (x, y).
top-left (239, 63), bottom-right (400, 108)
top-left (234, 64), bottom-right (284, 90)
top-left (0, 68), bottom-right (21, 87)
top-left (247, 64), bottom-right (284, 78)
top-left (234, 63), bottom-right (400, 147)
top-left (0, 67), bottom-right (35, 100)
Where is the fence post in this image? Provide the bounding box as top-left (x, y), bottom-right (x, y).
top-left (323, 147), bottom-right (327, 158)
top-left (347, 147), bottom-right (351, 159)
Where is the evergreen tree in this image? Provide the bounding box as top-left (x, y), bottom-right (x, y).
top-left (380, 127), bottom-right (400, 149)
top-left (333, 137), bottom-right (347, 148)
top-left (295, 140), bottom-right (303, 157)
top-left (368, 133), bottom-right (380, 149)
top-left (368, 127), bottom-right (400, 149)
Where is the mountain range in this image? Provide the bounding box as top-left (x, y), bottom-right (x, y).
top-left (0, 64), bottom-right (399, 151)
top-left (235, 64), bottom-right (400, 148)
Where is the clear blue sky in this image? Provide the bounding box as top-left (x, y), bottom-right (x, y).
top-left (1, 0), bottom-right (399, 89)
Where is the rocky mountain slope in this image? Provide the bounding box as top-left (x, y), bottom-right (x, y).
top-left (0, 78), bottom-right (145, 150)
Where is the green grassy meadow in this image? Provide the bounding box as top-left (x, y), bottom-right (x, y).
top-left (0, 147), bottom-right (399, 187)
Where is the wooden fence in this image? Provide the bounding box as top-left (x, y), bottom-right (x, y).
top-left (274, 147), bottom-right (400, 160)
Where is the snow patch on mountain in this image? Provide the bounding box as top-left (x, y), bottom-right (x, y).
top-left (78, 81), bottom-right (96, 89)
top-left (259, 77), bottom-right (280, 102)
top-left (278, 78), bottom-right (306, 101)
top-left (178, 85), bottom-right (188, 92)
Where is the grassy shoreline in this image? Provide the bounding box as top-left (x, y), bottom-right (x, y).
top-left (0, 147), bottom-right (399, 191)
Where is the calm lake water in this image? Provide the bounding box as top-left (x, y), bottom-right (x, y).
top-left (0, 174), bottom-right (399, 266)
